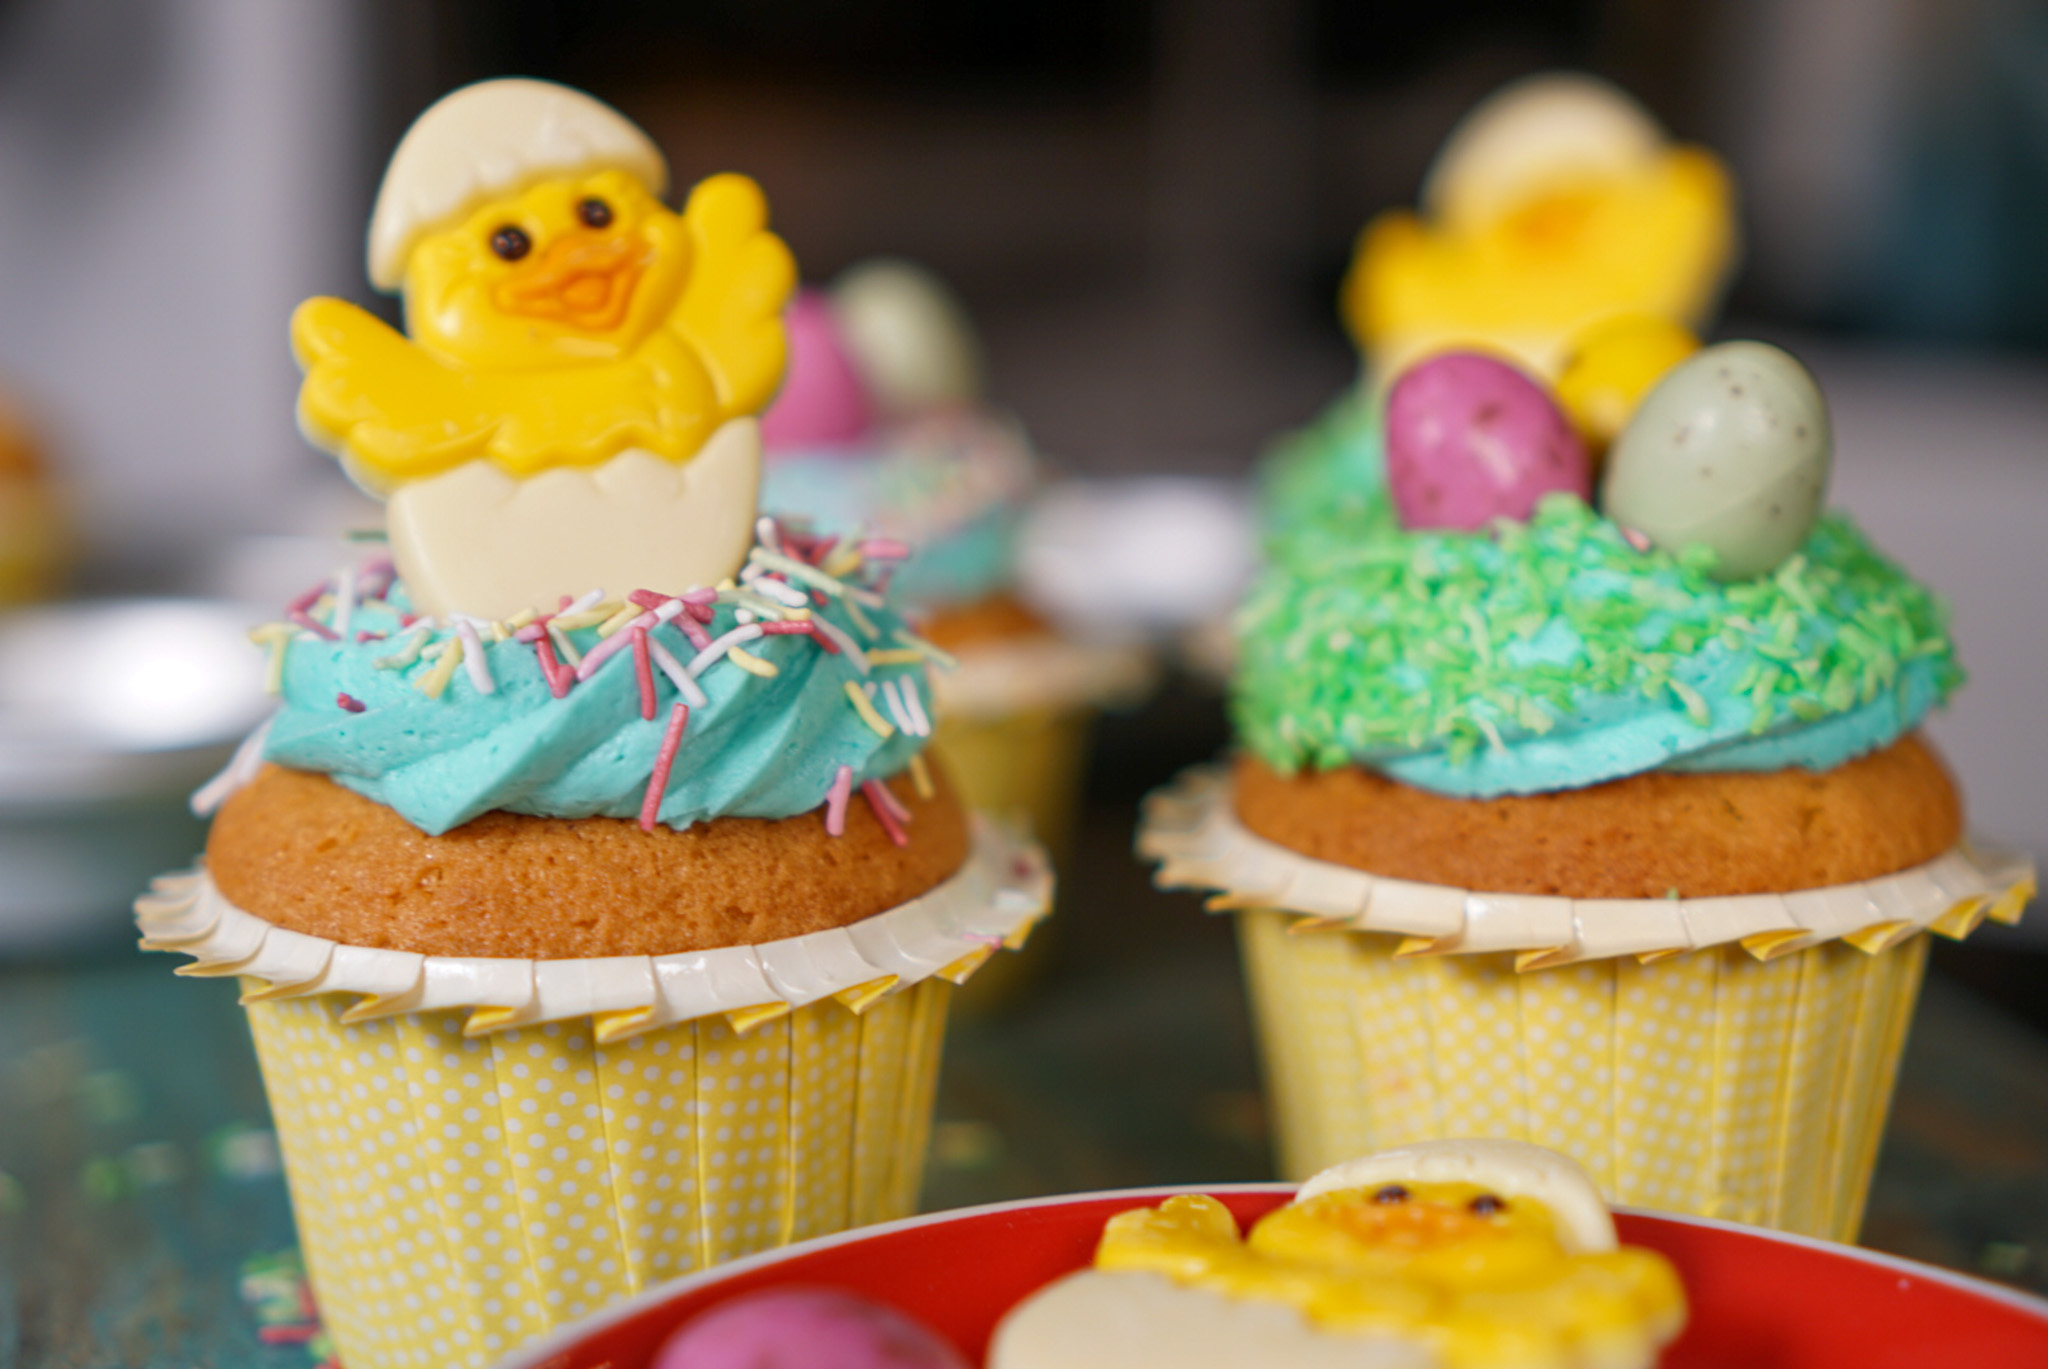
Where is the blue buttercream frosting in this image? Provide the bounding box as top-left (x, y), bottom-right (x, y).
top-left (263, 574), bottom-right (933, 835)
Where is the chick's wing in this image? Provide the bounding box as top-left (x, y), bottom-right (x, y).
top-left (292, 297), bottom-right (498, 495)
top-left (669, 174), bottom-right (798, 418)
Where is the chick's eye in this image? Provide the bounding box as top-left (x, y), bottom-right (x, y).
top-left (1469, 1194), bottom-right (1508, 1216)
top-left (1371, 1185), bottom-right (1409, 1205)
top-left (578, 197), bottom-right (613, 228)
top-left (490, 226), bottom-right (531, 262)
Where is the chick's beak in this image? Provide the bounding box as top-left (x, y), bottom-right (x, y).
top-left (492, 230), bottom-right (651, 332)
top-left (1326, 1200), bottom-right (1498, 1253)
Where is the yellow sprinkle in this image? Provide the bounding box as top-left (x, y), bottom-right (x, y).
top-left (844, 680), bottom-right (896, 738)
top-left (893, 630), bottom-right (957, 670)
top-left (822, 546), bottom-right (863, 579)
top-left (487, 621), bottom-right (509, 643)
top-left (597, 603), bottom-right (642, 638)
top-left (263, 636), bottom-right (288, 694)
top-left (909, 752), bottom-right (934, 799)
top-left (863, 648), bottom-right (923, 666)
top-left (717, 578), bottom-right (737, 592)
top-left (247, 621), bottom-right (294, 644)
top-left (552, 602), bottom-right (620, 631)
top-left (844, 595), bottom-right (879, 641)
top-left (504, 608), bottom-right (538, 632)
top-left (418, 638), bottom-right (463, 698)
top-left (728, 646), bottom-right (780, 678)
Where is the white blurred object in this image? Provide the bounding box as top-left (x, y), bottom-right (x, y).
top-left (1018, 476), bottom-right (1256, 639)
top-left (1423, 72), bottom-right (1665, 232)
top-left (1809, 342), bottom-right (2048, 942)
top-left (0, 599), bottom-right (270, 951)
top-left (832, 259), bottom-right (984, 416)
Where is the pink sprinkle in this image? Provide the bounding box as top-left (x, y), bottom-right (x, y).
top-left (336, 693), bottom-right (366, 713)
top-left (400, 612), bottom-right (422, 628)
top-left (631, 627), bottom-right (657, 720)
top-left (681, 586), bottom-right (717, 605)
top-left (258, 1326), bottom-right (321, 1346)
top-left (638, 702), bottom-right (690, 831)
top-left (532, 637), bottom-right (572, 699)
top-left (866, 775), bottom-right (912, 823)
top-left (573, 611), bottom-right (655, 681)
top-left (290, 609), bottom-right (339, 641)
top-left (757, 620), bottom-right (814, 635)
top-left (285, 581), bottom-right (326, 615)
top-left (862, 780), bottom-right (909, 847)
top-left (354, 630), bottom-right (386, 643)
top-left (801, 621), bottom-right (840, 655)
top-left (1621, 526), bottom-right (1653, 553)
top-left (824, 764), bottom-right (854, 837)
top-left (628, 589), bottom-right (672, 611)
top-left (513, 623), bottom-right (546, 643)
top-left (675, 615), bottom-right (713, 651)
top-left (684, 600), bottom-right (717, 624)
top-left (858, 538), bottom-right (911, 561)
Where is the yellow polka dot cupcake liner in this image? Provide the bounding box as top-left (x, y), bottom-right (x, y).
top-left (136, 817), bottom-right (1050, 1369)
top-left (1141, 766), bottom-right (2034, 1242)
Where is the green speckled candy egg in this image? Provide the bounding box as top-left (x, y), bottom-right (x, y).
top-left (1601, 340), bottom-right (1832, 580)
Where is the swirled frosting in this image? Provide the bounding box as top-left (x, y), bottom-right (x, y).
top-left (1234, 490), bottom-right (1960, 798)
top-left (259, 538), bottom-right (936, 835)
top-left (761, 410), bottom-right (1034, 612)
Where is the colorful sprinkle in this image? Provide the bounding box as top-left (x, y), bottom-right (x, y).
top-left (844, 679), bottom-right (896, 738)
top-left (417, 638), bottom-right (463, 699)
top-left (638, 702), bottom-right (690, 831)
top-left (908, 752), bottom-right (935, 800)
top-left (727, 645), bottom-right (779, 678)
top-left (862, 779), bottom-right (909, 847)
top-left (646, 636), bottom-right (709, 707)
top-left (336, 693), bottom-right (366, 713)
top-left (688, 623), bottom-right (765, 676)
top-left (824, 764), bottom-right (854, 837)
top-left (631, 627), bottom-right (657, 720)
top-left (453, 620), bottom-right (496, 696)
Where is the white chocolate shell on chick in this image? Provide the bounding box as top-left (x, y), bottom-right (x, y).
top-left (387, 418), bottom-right (760, 621)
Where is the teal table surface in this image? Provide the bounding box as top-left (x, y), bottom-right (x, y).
top-left (2, 787), bottom-right (2045, 1365)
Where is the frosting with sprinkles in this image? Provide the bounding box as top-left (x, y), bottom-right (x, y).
top-left (253, 524), bottom-right (940, 835)
top-left (1235, 492), bottom-right (1961, 798)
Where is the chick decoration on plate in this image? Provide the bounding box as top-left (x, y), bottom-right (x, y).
top-left (991, 1140), bottom-right (1686, 1369)
top-left (293, 78), bottom-right (796, 620)
top-left (1346, 72), bottom-right (1738, 386)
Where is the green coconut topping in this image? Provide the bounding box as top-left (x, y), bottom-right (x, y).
top-left (1235, 491), bottom-right (1962, 775)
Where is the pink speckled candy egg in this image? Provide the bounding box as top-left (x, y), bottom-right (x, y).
top-left (1385, 351), bottom-right (1591, 530)
top-left (760, 291), bottom-right (875, 451)
top-left (653, 1287), bottom-right (972, 1369)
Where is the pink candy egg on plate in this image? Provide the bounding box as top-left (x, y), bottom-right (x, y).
top-left (653, 1286), bottom-right (972, 1369)
top-left (1385, 351), bottom-right (1590, 530)
top-left (760, 291), bottom-right (875, 452)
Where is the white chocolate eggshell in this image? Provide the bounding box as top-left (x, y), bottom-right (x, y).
top-left (1600, 340), bottom-right (1832, 581)
top-left (1297, 1139), bottom-right (1618, 1256)
top-left (368, 78), bottom-right (669, 292)
top-left (1422, 72), bottom-right (1665, 234)
top-left (831, 258), bottom-right (983, 416)
top-left (387, 418), bottom-right (760, 621)
top-left (989, 1270), bottom-right (1432, 1369)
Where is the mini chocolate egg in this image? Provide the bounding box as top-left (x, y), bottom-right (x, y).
top-left (1554, 315), bottom-right (1699, 458)
top-left (1384, 351), bottom-right (1591, 531)
top-left (833, 258), bottom-right (983, 417)
top-left (1601, 340), bottom-right (1831, 580)
top-left (759, 290), bottom-right (874, 451)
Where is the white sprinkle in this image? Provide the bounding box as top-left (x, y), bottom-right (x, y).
top-left (647, 637), bottom-right (709, 707)
top-left (746, 576), bottom-right (811, 610)
top-left (454, 620), bottom-right (497, 695)
top-left (562, 588), bottom-right (606, 616)
top-left (880, 677), bottom-right (916, 734)
top-left (372, 623), bottom-right (431, 670)
top-left (899, 673), bottom-right (932, 736)
top-left (687, 623), bottom-right (764, 677)
top-left (547, 621), bottom-right (582, 668)
top-left (807, 615), bottom-right (869, 674)
top-left (331, 566), bottom-right (356, 642)
top-left (755, 515), bottom-right (782, 553)
top-left (191, 714), bottom-right (276, 816)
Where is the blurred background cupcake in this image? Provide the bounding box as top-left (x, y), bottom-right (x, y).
top-left (761, 263), bottom-right (1152, 1006)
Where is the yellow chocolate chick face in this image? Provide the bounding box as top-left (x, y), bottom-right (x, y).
top-left (405, 170), bottom-right (690, 371)
top-left (1094, 1184), bottom-right (1685, 1369)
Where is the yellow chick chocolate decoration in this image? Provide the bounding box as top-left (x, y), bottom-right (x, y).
top-left (293, 78), bottom-right (796, 620)
top-left (990, 1140), bottom-right (1686, 1369)
top-left (1345, 72), bottom-right (1737, 385)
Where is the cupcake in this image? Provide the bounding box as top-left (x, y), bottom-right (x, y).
top-left (760, 265), bottom-right (1149, 1001)
top-left (1142, 328), bottom-right (2033, 1241)
top-left (137, 78), bottom-right (1049, 1369)
top-left (1266, 71), bottom-right (1739, 546)
top-left (991, 1139), bottom-right (1685, 1369)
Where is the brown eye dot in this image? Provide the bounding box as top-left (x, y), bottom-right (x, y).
top-left (1371, 1185), bottom-right (1409, 1204)
top-left (490, 226), bottom-right (531, 261)
top-left (1469, 1194), bottom-right (1508, 1216)
top-left (578, 197), bottom-right (613, 228)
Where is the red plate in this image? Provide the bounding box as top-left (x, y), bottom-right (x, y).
top-left (496, 1186), bottom-right (2048, 1368)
